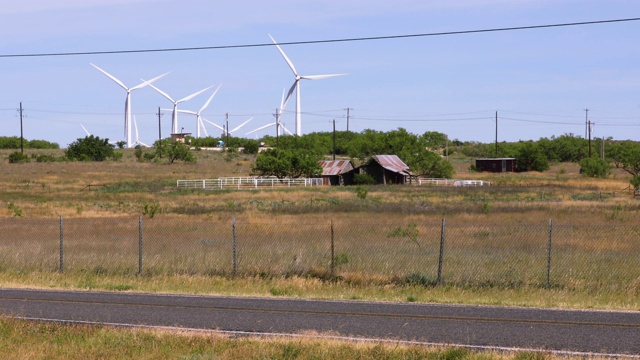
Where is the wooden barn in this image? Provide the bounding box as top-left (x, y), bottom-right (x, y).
top-left (360, 155), bottom-right (413, 185)
top-left (318, 160), bottom-right (355, 186)
top-left (475, 158), bottom-right (516, 173)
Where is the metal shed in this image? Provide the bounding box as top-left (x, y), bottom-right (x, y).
top-left (360, 155), bottom-right (413, 185)
top-left (475, 158), bottom-right (516, 173)
top-left (319, 160), bottom-right (355, 186)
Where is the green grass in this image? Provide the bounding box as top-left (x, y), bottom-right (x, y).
top-left (0, 316), bottom-right (566, 359)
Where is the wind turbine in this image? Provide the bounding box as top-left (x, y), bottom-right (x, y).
top-left (80, 124), bottom-right (91, 137)
top-left (146, 82), bottom-right (213, 135)
top-left (132, 116), bottom-right (149, 147)
top-left (269, 34), bottom-right (347, 136)
top-left (91, 63), bottom-right (169, 148)
top-left (246, 89), bottom-right (293, 137)
top-left (177, 85), bottom-right (222, 138)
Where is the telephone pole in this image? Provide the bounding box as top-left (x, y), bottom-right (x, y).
top-left (494, 111), bottom-right (498, 157)
top-left (344, 108), bottom-right (353, 132)
top-left (332, 119), bottom-right (336, 160)
top-left (588, 120), bottom-right (593, 158)
top-left (156, 107), bottom-right (163, 156)
top-left (19, 102), bottom-right (24, 154)
top-left (584, 109), bottom-right (588, 139)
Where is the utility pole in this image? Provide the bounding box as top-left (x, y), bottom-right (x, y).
top-left (588, 121), bottom-right (591, 157)
top-left (344, 108), bottom-right (352, 132)
top-left (584, 109), bottom-right (588, 139)
top-left (225, 113), bottom-right (229, 147)
top-left (332, 119), bottom-right (336, 161)
top-left (19, 102), bottom-right (24, 154)
top-left (156, 107), bottom-right (163, 157)
top-left (275, 108), bottom-right (280, 147)
top-left (495, 111), bottom-right (498, 157)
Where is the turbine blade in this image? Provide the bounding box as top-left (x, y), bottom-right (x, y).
top-left (177, 109), bottom-right (198, 115)
top-left (203, 118), bottom-right (225, 132)
top-left (200, 84), bottom-right (222, 113)
top-left (280, 88), bottom-right (286, 111)
top-left (230, 117), bottom-right (253, 133)
top-left (178, 85), bottom-right (214, 103)
top-left (300, 73), bottom-right (348, 80)
top-left (134, 115), bottom-right (140, 140)
top-left (279, 122), bottom-right (294, 136)
top-left (80, 124), bottom-right (91, 136)
top-left (268, 34), bottom-right (298, 75)
top-left (283, 81), bottom-right (297, 111)
top-left (245, 122), bottom-right (276, 135)
top-left (130, 71), bottom-right (170, 91)
top-left (146, 82), bottom-right (175, 103)
top-left (91, 63), bottom-right (128, 90)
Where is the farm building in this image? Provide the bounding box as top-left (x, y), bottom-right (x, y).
top-left (318, 160), bottom-right (356, 186)
top-left (359, 155), bottom-right (413, 185)
top-left (475, 158), bottom-right (516, 173)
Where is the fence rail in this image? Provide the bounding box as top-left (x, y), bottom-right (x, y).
top-left (415, 178), bottom-right (490, 186)
top-left (177, 177), bottom-right (324, 190)
top-left (0, 217), bottom-right (638, 292)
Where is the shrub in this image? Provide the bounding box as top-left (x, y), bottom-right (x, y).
top-left (65, 135), bottom-right (115, 161)
top-left (354, 186), bottom-right (368, 200)
top-left (353, 173), bottom-right (376, 185)
top-left (8, 151), bottom-right (29, 163)
top-left (579, 157), bottom-right (611, 178)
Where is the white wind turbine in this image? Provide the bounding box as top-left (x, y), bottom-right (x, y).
top-left (132, 116), bottom-right (149, 147)
top-left (246, 89), bottom-right (293, 137)
top-left (178, 85), bottom-right (222, 138)
top-left (219, 116), bottom-right (254, 137)
top-left (269, 34), bottom-right (347, 136)
top-left (91, 63), bottom-right (169, 148)
top-left (146, 82), bottom-right (213, 135)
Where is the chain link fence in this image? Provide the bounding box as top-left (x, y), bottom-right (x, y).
top-left (1, 217), bottom-right (639, 292)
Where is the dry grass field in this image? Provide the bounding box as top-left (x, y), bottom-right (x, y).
top-left (1, 148), bottom-right (639, 310)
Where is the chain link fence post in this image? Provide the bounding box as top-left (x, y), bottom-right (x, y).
top-left (232, 217), bottom-right (237, 277)
top-left (330, 220), bottom-right (335, 280)
top-left (547, 218), bottom-right (552, 288)
top-left (59, 215), bottom-right (64, 273)
top-left (437, 217), bottom-right (445, 285)
top-left (138, 216), bottom-right (143, 275)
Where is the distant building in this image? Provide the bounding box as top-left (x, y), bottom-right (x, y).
top-left (475, 158), bottom-right (516, 173)
top-left (171, 132), bottom-right (192, 143)
top-left (359, 155), bottom-right (413, 185)
top-left (318, 160), bottom-right (356, 186)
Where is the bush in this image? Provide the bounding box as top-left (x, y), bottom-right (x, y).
top-left (65, 135), bottom-right (115, 161)
top-left (8, 151), bottom-right (29, 163)
top-left (579, 157), bottom-right (611, 178)
top-left (353, 173), bottom-right (377, 185)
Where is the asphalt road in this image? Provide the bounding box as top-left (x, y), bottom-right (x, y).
top-left (1, 288), bottom-right (639, 356)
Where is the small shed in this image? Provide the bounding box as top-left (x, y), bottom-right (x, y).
top-left (475, 158), bottom-right (516, 173)
top-left (318, 160), bottom-right (355, 186)
top-left (360, 155), bottom-right (413, 185)
top-left (171, 132), bottom-right (192, 143)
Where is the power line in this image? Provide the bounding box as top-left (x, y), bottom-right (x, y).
top-left (1, 17), bottom-right (639, 58)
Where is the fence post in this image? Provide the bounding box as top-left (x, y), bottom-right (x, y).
top-left (437, 218), bottom-right (445, 285)
top-left (59, 215), bottom-right (64, 273)
top-left (546, 218), bottom-right (552, 288)
top-left (138, 216), bottom-right (143, 275)
top-left (232, 217), bottom-right (237, 277)
top-left (330, 220), bottom-right (335, 280)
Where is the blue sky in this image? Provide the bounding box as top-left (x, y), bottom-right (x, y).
top-left (1, 0), bottom-right (639, 147)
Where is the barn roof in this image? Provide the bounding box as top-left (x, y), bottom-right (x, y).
top-left (369, 155), bottom-right (412, 175)
top-left (318, 160), bottom-right (355, 176)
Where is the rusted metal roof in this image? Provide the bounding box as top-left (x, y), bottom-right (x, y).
top-left (318, 160), bottom-right (354, 176)
top-left (370, 155), bottom-right (412, 175)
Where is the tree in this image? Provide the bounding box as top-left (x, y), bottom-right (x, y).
top-left (157, 141), bottom-right (196, 164)
top-left (410, 151), bottom-right (455, 178)
top-left (515, 142), bottom-right (549, 172)
top-left (579, 157), bottom-right (611, 178)
top-left (251, 148), bottom-right (322, 178)
top-left (65, 135), bottom-right (115, 161)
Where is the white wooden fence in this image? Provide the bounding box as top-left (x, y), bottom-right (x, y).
top-left (177, 177), bottom-right (324, 190)
top-left (416, 178), bottom-right (490, 187)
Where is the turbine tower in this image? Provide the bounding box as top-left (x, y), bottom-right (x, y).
top-left (91, 63), bottom-right (168, 148)
top-left (147, 83), bottom-right (213, 135)
top-left (178, 85), bottom-right (222, 138)
top-left (269, 34), bottom-right (347, 136)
